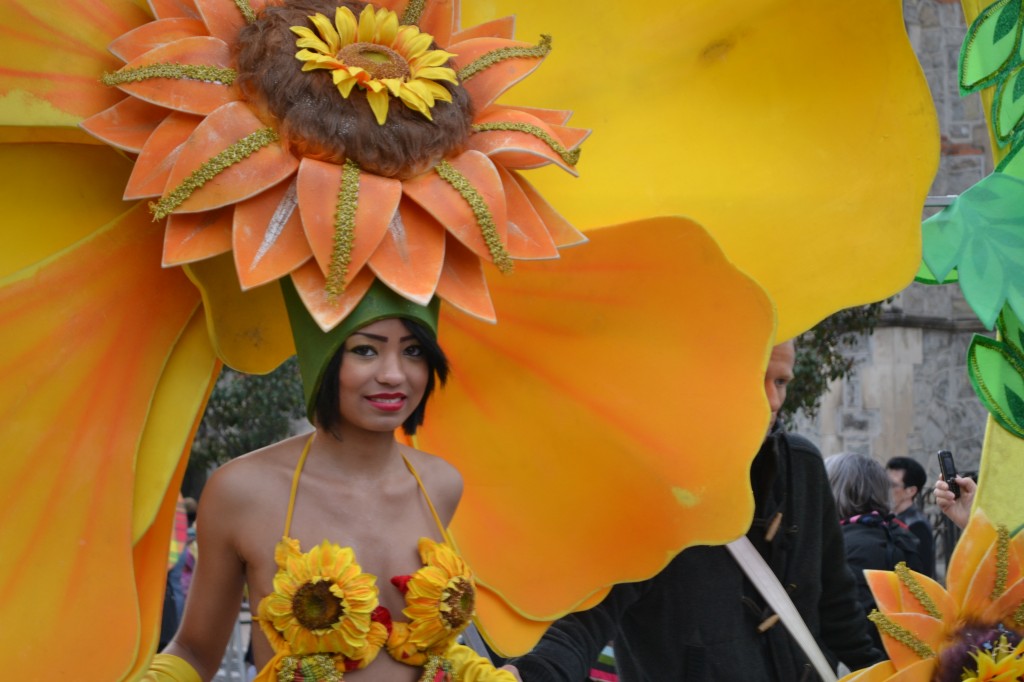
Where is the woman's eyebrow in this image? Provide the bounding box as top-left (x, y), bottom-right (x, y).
top-left (348, 332), bottom-right (417, 342)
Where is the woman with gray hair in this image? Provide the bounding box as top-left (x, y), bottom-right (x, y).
top-left (825, 453), bottom-right (924, 648)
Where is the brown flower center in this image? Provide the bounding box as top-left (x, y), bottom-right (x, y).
top-left (440, 577), bottom-right (474, 630)
top-left (336, 43), bottom-right (410, 80)
top-left (292, 580), bottom-right (345, 630)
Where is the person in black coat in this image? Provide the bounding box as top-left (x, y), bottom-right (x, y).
top-left (825, 452), bottom-right (925, 650)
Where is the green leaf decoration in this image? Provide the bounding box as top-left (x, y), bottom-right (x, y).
top-left (968, 334), bottom-right (1024, 438)
top-left (994, 62), bottom-right (1024, 145)
top-left (997, 306), bottom-right (1024, 358)
top-left (996, 136), bottom-right (1024, 176)
top-left (961, 0), bottom-right (1024, 94)
top-left (922, 172), bottom-right (1024, 328)
top-left (914, 258), bottom-right (958, 285)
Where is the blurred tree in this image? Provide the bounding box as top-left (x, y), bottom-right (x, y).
top-left (784, 301), bottom-right (887, 425)
top-left (184, 357), bottom-right (305, 492)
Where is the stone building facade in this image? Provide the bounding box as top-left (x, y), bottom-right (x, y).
top-left (793, 0), bottom-right (994, 489)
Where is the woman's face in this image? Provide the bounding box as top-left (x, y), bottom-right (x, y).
top-left (336, 318), bottom-right (429, 433)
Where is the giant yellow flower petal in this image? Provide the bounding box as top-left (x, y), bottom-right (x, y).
top-left (461, 0), bottom-right (939, 339)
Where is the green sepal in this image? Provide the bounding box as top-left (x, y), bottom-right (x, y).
top-left (960, 0), bottom-right (1024, 95)
top-left (967, 333), bottom-right (1024, 439)
top-left (994, 62), bottom-right (1024, 146)
top-left (998, 306), bottom-right (1024, 358)
top-left (996, 138), bottom-right (1024, 177)
top-left (921, 172), bottom-right (1024, 328)
top-left (914, 259), bottom-right (958, 285)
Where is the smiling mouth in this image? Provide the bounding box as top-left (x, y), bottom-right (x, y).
top-left (366, 394), bottom-right (407, 411)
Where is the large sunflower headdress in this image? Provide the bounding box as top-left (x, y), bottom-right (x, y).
top-left (84, 0), bottom-right (587, 372)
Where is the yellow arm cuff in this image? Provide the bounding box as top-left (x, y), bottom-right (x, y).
top-left (141, 653), bottom-right (202, 682)
top-left (445, 642), bottom-right (516, 682)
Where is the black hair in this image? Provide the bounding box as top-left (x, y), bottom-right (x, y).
top-left (314, 318), bottom-right (449, 437)
top-left (886, 456), bottom-right (927, 496)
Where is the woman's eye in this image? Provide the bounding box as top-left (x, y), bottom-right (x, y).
top-left (404, 344), bottom-right (424, 357)
top-left (348, 345), bottom-right (376, 356)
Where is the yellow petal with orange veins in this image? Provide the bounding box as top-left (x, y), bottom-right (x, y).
top-left (150, 0), bottom-right (201, 21)
top-left (448, 37), bottom-right (548, 112)
top-left (0, 0), bottom-right (149, 128)
top-left (435, 234), bottom-right (496, 323)
top-left (163, 101), bottom-right (298, 214)
top-left (0, 200), bottom-right (201, 678)
top-left (233, 180), bottom-right (312, 290)
top-left (81, 97), bottom-right (171, 153)
top-left (505, 170), bottom-right (586, 249)
top-left (164, 207), bottom-right (233, 265)
top-left (451, 16), bottom-right (515, 43)
top-left (296, 157), bottom-right (399, 285)
top-left (109, 17), bottom-right (208, 62)
top-left (402, 150), bottom-right (508, 265)
top-left (125, 111), bottom-right (202, 200)
top-left (367, 200), bottom-right (445, 305)
top-left (113, 36), bottom-right (240, 116)
top-left (415, 217), bottom-right (773, 653)
top-left (494, 165), bottom-right (558, 260)
top-left (290, 260), bottom-right (375, 332)
top-left (184, 251), bottom-right (296, 374)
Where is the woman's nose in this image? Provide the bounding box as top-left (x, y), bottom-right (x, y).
top-left (376, 351), bottom-right (405, 384)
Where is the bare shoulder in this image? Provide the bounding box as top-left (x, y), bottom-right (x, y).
top-left (401, 445), bottom-right (463, 525)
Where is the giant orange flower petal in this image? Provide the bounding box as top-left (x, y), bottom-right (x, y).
top-left (108, 17), bottom-right (208, 61)
top-left (452, 15), bottom-right (515, 43)
top-left (469, 107), bottom-right (586, 175)
top-left (434, 232), bottom-right (496, 322)
top-left (496, 166), bottom-right (559, 260)
top-left (865, 568), bottom-right (957, 622)
top-left (462, 0), bottom-right (940, 339)
top-left (80, 97), bottom-right (171, 152)
top-left (290, 258), bottom-right (377, 331)
top-left (0, 149), bottom-right (209, 677)
top-left (415, 216), bottom-right (775, 653)
top-left (164, 206), bottom-right (234, 265)
top-left (195, 0), bottom-right (268, 45)
top-left (449, 36), bottom-right (549, 112)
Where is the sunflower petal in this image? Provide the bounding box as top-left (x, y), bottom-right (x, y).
top-left (451, 15), bottom-right (515, 43)
top-left (164, 207), bottom-right (234, 265)
top-left (435, 233), bottom-right (496, 322)
top-left (109, 17), bottom-right (208, 62)
top-left (233, 180), bottom-right (313, 289)
top-left (448, 37), bottom-right (548, 112)
top-left (195, 0), bottom-right (256, 45)
top-left (289, 259), bottom-right (376, 331)
top-left (494, 165), bottom-right (558, 260)
top-left (80, 97), bottom-right (171, 153)
top-left (505, 170), bottom-right (585, 248)
top-left (124, 111), bottom-right (202, 200)
top-left (367, 200), bottom-right (445, 305)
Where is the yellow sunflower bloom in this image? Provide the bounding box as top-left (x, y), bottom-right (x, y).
top-left (258, 538), bottom-right (380, 660)
top-left (840, 510), bottom-right (1024, 682)
top-left (402, 538), bottom-right (476, 651)
top-left (292, 5), bottom-right (456, 125)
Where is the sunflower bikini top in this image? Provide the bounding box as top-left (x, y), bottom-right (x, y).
top-left (254, 436), bottom-right (476, 682)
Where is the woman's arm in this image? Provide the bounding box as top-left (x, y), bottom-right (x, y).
top-left (160, 466), bottom-right (249, 681)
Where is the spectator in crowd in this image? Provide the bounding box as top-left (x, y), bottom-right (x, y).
top-left (885, 456), bottom-right (935, 577)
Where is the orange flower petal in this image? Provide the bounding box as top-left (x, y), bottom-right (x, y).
top-left (296, 157), bottom-right (400, 285)
top-left (451, 15), bottom-right (515, 42)
top-left (114, 36), bottom-right (240, 116)
top-left (983, 577), bottom-right (1024, 625)
top-left (367, 200), bottom-right (445, 305)
top-left (469, 107), bottom-right (585, 175)
top-left (109, 17), bottom-right (208, 62)
top-left (124, 111), bottom-right (202, 200)
top-left (415, 217), bottom-right (774, 652)
top-left (877, 613), bottom-right (945, 669)
top-left (495, 165), bottom-right (557, 260)
top-left (448, 37), bottom-right (547, 112)
top-left (289, 260), bottom-right (376, 331)
top-left (402, 150), bottom-right (508, 265)
top-left (865, 568), bottom-right (957, 622)
top-left (164, 101), bottom-right (299, 213)
top-left (507, 171), bottom-right (585, 248)
top-left (233, 180), bottom-right (312, 290)
top-left (164, 207), bottom-right (233, 265)
top-left (80, 97), bottom-right (171, 153)
top-left (489, 104), bottom-right (573, 126)
top-left (435, 233), bottom-right (496, 323)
